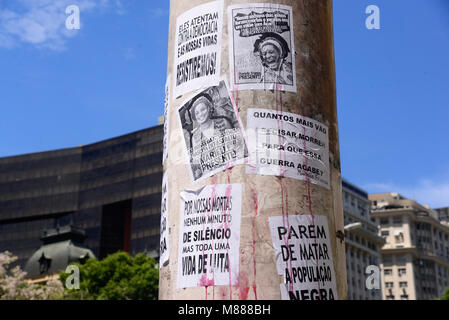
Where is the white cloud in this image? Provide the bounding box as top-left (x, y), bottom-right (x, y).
top-left (114, 0), bottom-right (125, 16)
top-left (0, 0), bottom-right (115, 51)
top-left (149, 8), bottom-right (168, 18)
top-left (363, 178), bottom-right (449, 209)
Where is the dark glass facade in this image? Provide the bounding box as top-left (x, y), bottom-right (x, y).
top-left (0, 125), bottom-right (163, 267)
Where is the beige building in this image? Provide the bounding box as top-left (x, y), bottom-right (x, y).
top-left (342, 179), bottom-right (384, 300)
top-left (370, 193), bottom-right (449, 300)
top-left (435, 207), bottom-right (449, 227)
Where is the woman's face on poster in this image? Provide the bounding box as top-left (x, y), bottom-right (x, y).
top-left (194, 102), bottom-right (210, 125)
top-left (260, 43), bottom-right (281, 68)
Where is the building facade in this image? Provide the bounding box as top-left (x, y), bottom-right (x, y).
top-left (435, 207), bottom-right (449, 227)
top-left (370, 193), bottom-right (449, 300)
top-left (0, 126), bottom-right (163, 268)
top-left (342, 179), bottom-right (384, 300)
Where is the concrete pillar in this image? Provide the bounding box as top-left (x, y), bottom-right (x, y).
top-left (160, 0), bottom-right (346, 300)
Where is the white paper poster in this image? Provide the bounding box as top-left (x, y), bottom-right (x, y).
top-left (162, 75), bottom-right (170, 165)
top-left (269, 215), bottom-right (338, 300)
top-left (246, 108), bottom-right (330, 189)
top-left (177, 184), bottom-right (242, 289)
top-left (228, 3), bottom-right (296, 92)
top-left (174, 0), bottom-right (224, 98)
top-left (159, 171), bottom-right (169, 267)
top-left (177, 79), bottom-right (248, 183)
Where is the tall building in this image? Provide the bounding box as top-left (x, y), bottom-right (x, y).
top-left (370, 193), bottom-right (449, 300)
top-left (342, 179), bottom-right (384, 300)
top-left (0, 126), bottom-right (163, 268)
top-left (435, 207), bottom-right (449, 227)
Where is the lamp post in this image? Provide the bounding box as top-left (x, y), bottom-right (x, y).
top-left (344, 222), bottom-right (363, 232)
top-left (160, 0), bottom-right (346, 300)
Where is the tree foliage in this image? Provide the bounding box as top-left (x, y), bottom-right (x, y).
top-left (59, 251), bottom-right (159, 300)
top-left (0, 251), bottom-right (65, 300)
top-left (437, 287), bottom-right (449, 300)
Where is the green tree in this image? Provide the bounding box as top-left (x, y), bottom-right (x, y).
top-left (437, 287), bottom-right (449, 300)
top-left (59, 251), bottom-right (159, 300)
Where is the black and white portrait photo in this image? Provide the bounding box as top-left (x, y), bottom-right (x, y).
top-left (228, 3), bottom-right (296, 92)
top-left (178, 80), bottom-right (248, 182)
top-left (254, 32), bottom-right (294, 85)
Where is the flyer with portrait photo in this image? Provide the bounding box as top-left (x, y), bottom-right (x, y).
top-left (228, 3), bottom-right (297, 92)
top-left (177, 79), bottom-right (248, 183)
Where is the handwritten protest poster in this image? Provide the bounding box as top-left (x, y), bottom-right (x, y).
top-left (269, 215), bottom-right (338, 300)
top-left (177, 184), bottom-right (242, 288)
top-left (174, 0), bottom-right (224, 98)
top-left (159, 171), bottom-right (169, 267)
top-left (246, 108), bottom-right (330, 189)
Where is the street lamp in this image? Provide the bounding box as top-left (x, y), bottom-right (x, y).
top-left (344, 222), bottom-right (362, 231)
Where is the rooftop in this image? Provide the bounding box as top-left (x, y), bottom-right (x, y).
top-left (369, 192), bottom-right (440, 221)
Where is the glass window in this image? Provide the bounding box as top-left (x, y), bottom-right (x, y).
top-left (393, 217), bottom-right (402, 224)
top-left (396, 255), bottom-right (407, 264)
top-left (383, 256), bottom-right (393, 263)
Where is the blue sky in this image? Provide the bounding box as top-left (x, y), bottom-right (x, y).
top-left (0, 0), bottom-right (448, 208)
